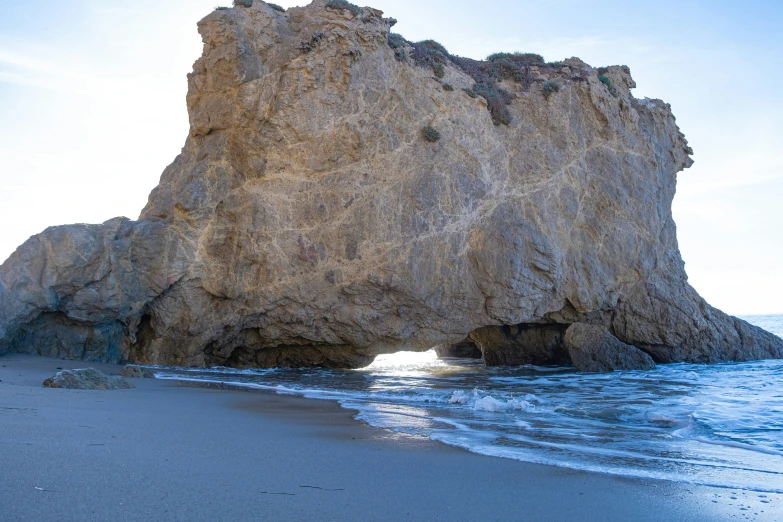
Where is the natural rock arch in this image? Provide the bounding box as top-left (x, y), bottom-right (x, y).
top-left (1, 0), bottom-right (781, 369)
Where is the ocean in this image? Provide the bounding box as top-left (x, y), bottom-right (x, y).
top-left (154, 314), bottom-right (783, 493)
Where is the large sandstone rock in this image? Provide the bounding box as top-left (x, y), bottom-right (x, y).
top-left (43, 368), bottom-right (135, 390)
top-left (564, 323), bottom-right (656, 372)
top-left (1, 0), bottom-right (781, 369)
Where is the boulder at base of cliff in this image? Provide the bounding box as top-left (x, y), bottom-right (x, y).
top-left (564, 323), bottom-right (656, 373)
top-left (42, 368), bottom-right (135, 389)
top-left (119, 365), bottom-right (156, 379)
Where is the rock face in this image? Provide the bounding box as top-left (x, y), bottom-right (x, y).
top-left (1, 0), bottom-right (782, 369)
top-left (43, 368), bottom-right (135, 390)
top-left (564, 323), bottom-right (656, 372)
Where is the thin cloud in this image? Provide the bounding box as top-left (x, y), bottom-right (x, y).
top-left (0, 45), bottom-right (110, 95)
top-left (0, 48), bottom-right (90, 80)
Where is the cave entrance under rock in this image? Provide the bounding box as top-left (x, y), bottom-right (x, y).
top-left (430, 323), bottom-right (574, 367)
top-left (366, 350), bottom-right (441, 368)
top-left (366, 322), bottom-right (575, 369)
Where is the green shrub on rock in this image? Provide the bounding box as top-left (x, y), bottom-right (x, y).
top-left (411, 40), bottom-right (450, 80)
top-left (417, 40), bottom-right (449, 55)
top-left (387, 33), bottom-right (408, 61)
top-left (422, 126), bottom-right (441, 143)
top-left (473, 81), bottom-right (512, 125)
top-left (542, 80), bottom-right (561, 99)
top-left (325, 0), bottom-right (362, 16)
top-left (387, 33), bottom-right (406, 49)
top-left (598, 74), bottom-right (618, 96)
top-left (233, 0), bottom-right (253, 7)
top-left (268, 3), bottom-right (285, 11)
top-left (392, 37), bottom-right (556, 125)
top-left (486, 52), bottom-right (544, 65)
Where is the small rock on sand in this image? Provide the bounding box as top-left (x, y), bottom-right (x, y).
top-left (43, 368), bottom-right (135, 390)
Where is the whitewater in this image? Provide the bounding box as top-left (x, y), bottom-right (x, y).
top-left (154, 315), bottom-right (783, 493)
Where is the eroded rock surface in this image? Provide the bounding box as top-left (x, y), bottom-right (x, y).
top-left (43, 368), bottom-right (135, 390)
top-left (564, 323), bottom-right (655, 372)
top-left (1, 0), bottom-right (781, 368)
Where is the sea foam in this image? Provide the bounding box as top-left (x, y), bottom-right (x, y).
top-left (152, 314), bottom-right (783, 493)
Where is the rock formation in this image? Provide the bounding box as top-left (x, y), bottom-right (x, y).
top-left (564, 323), bottom-right (656, 372)
top-left (119, 365), bottom-right (157, 379)
top-left (43, 368), bottom-right (135, 390)
top-left (1, 0), bottom-right (781, 370)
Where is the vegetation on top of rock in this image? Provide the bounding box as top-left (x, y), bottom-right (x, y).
top-left (215, 6), bottom-right (230, 10)
top-left (450, 55), bottom-right (525, 125)
top-left (471, 80), bottom-right (513, 125)
top-left (410, 41), bottom-right (452, 82)
top-left (416, 40), bottom-right (449, 55)
top-left (422, 126), bottom-right (441, 142)
top-left (411, 40), bottom-right (449, 70)
top-left (403, 40), bottom-right (554, 125)
top-left (486, 52), bottom-right (544, 65)
top-left (325, 0), bottom-right (362, 16)
top-left (233, 0), bottom-right (253, 7)
top-left (542, 80), bottom-right (561, 99)
top-left (387, 33), bottom-right (406, 49)
top-left (268, 3), bottom-right (285, 11)
top-left (390, 38), bottom-right (565, 125)
top-left (598, 74), bottom-right (618, 96)
top-left (442, 83), bottom-right (454, 91)
top-left (387, 33), bottom-right (408, 61)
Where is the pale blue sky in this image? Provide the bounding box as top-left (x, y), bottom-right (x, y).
top-left (0, 0), bottom-right (781, 314)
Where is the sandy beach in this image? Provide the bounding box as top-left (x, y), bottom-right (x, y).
top-left (1, 354), bottom-right (778, 521)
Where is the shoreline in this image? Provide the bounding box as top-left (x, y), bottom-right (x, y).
top-left (1, 353), bottom-right (779, 521)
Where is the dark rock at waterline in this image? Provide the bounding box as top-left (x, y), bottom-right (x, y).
top-left (119, 365), bottom-right (156, 379)
top-left (43, 368), bottom-right (135, 390)
top-left (564, 323), bottom-right (656, 373)
top-left (470, 324), bottom-right (570, 366)
top-left (434, 340), bottom-right (482, 359)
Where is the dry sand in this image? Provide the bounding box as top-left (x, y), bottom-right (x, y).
top-left (1, 354), bottom-right (779, 521)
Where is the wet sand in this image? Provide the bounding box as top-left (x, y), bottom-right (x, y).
top-left (1, 353), bottom-right (778, 521)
